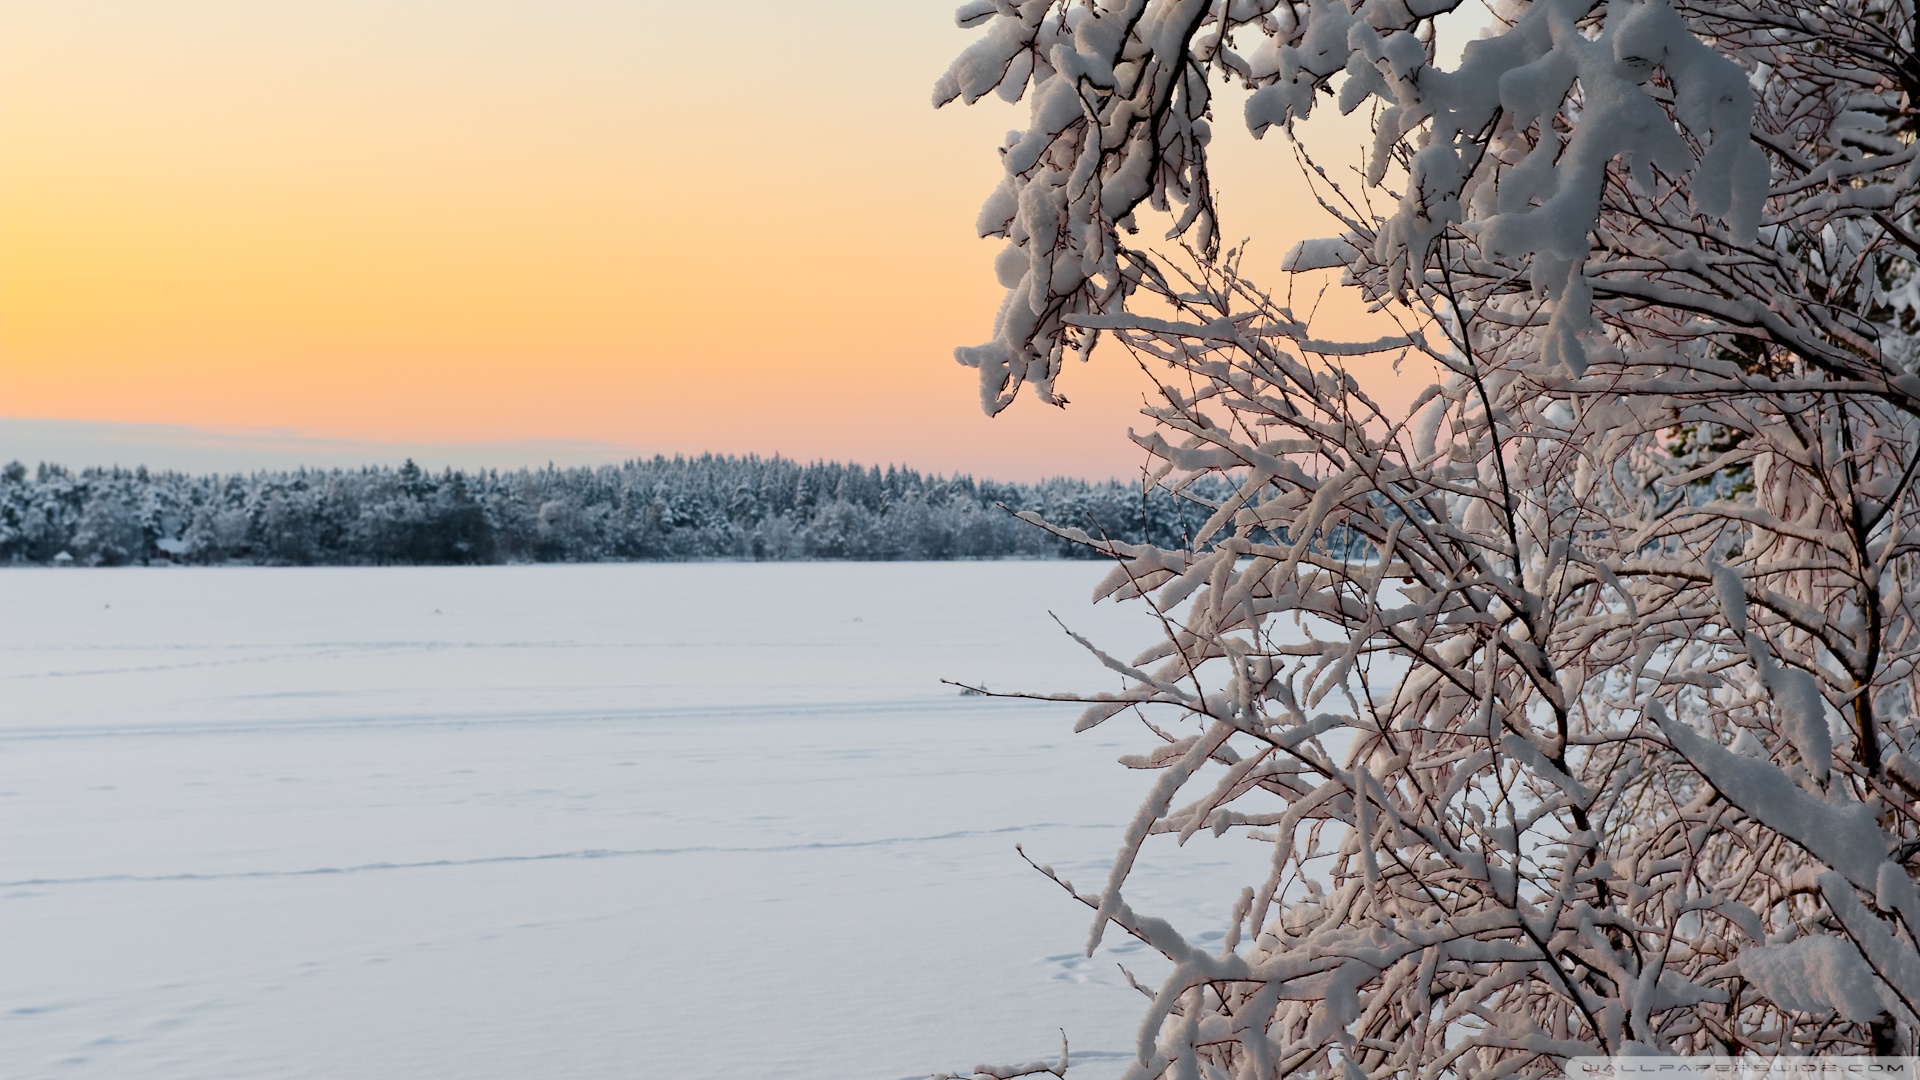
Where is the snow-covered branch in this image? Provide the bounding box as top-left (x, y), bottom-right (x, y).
top-left (941, 0), bottom-right (1920, 1072)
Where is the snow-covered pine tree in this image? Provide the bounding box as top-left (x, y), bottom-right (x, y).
top-left (939, 0), bottom-right (1920, 1074)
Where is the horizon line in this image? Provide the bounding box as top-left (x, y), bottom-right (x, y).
top-left (0, 416), bottom-right (1130, 486)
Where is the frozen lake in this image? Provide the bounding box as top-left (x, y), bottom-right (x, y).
top-left (2, 563), bottom-right (1267, 1080)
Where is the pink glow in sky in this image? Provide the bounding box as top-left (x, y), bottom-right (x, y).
top-left (2, 1), bottom-right (1409, 480)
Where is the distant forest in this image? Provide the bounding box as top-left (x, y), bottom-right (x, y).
top-left (0, 456), bottom-right (1216, 566)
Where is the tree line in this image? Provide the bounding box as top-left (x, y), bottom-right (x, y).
top-left (0, 455), bottom-right (1216, 566)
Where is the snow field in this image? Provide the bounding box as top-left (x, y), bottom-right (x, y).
top-left (2, 563), bottom-right (1271, 1079)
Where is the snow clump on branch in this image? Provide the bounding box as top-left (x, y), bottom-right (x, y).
top-left (938, 0), bottom-right (1920, 1074)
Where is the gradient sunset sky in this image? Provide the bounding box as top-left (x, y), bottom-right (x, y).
top-left (2, 1), bottom-right (1394, 481)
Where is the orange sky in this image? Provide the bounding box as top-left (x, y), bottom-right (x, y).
top-left (2, 1), bottom-right (1409, 481)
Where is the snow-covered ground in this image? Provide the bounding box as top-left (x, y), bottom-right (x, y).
top-left (2, 563), bottom-right (1270, 1080)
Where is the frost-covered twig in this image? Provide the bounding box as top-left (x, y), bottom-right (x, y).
top-left (933, 1030), bottom-right (1072, 1080)
top-left (940, 0), bottom-right (1920, 1073)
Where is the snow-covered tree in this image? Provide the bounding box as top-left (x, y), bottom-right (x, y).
top-left (70, 487), bottom-right (146, 566)
top-left (0, 457), bottom-right (1215, 565)
top-left (939, 0), bottom-right (1920, 1073)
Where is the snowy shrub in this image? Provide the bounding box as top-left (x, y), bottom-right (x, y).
top-left (940, 0), bottom-right (1920, 1073)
